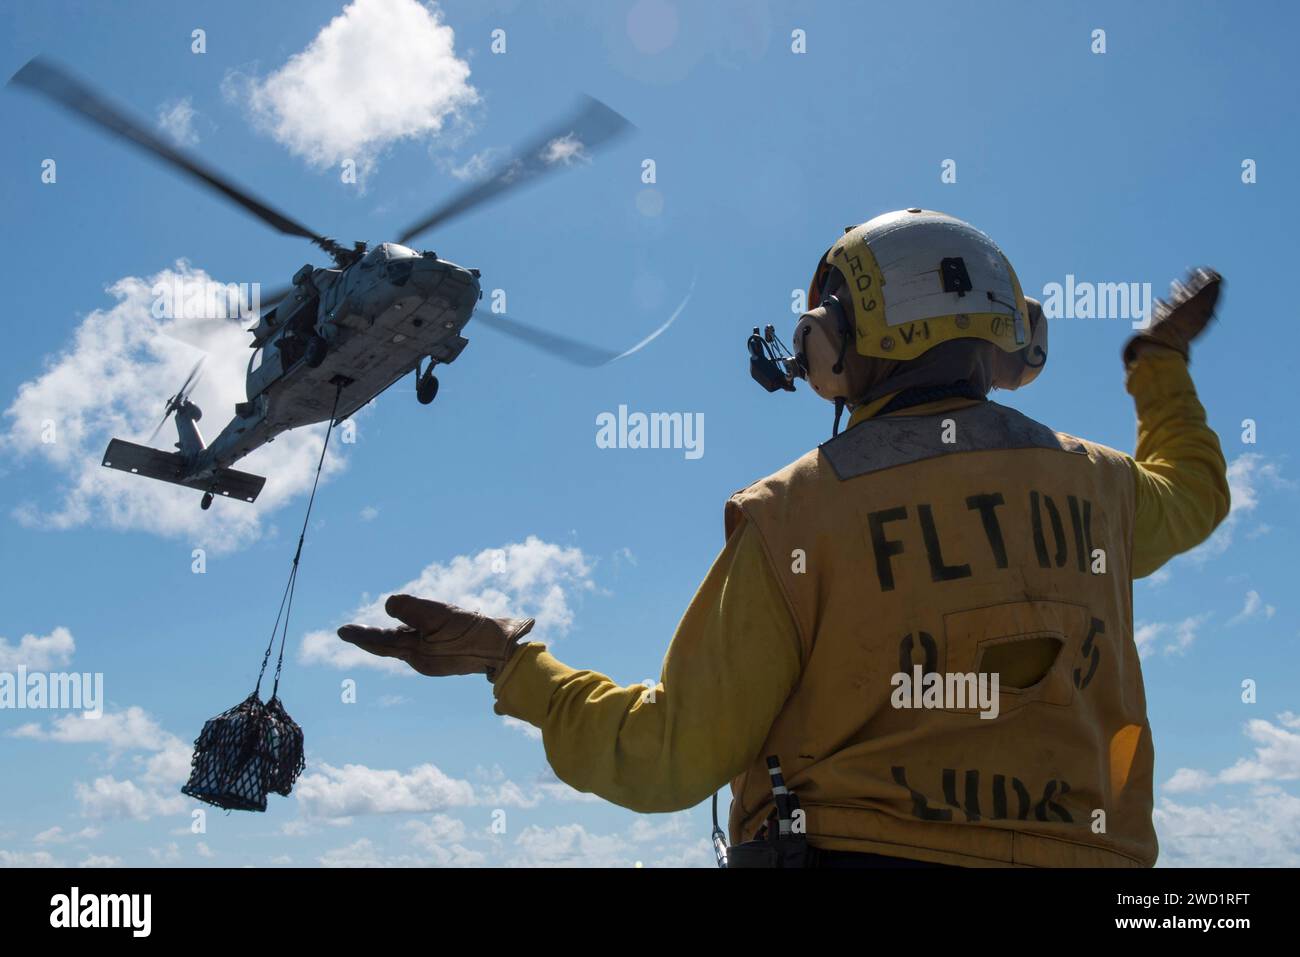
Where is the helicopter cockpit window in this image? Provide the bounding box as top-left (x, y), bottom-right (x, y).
top-left (359, 246), bottom-right (387, 269)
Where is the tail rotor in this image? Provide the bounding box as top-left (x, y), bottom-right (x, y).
top-left (148, 357), bottom-right (205, 446)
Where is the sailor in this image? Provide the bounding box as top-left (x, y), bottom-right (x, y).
top-left (338, 210), bottom-right (1229, 867)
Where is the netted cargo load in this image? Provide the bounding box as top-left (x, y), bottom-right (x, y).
top-left (181, 692), bottom-right (305, 812)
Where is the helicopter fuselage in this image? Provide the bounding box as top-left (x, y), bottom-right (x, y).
top-left (19, 55), bottom-right (639, 508)
top-left (188, 242), bottom-right (479, 480)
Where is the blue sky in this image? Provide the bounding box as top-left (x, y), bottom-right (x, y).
top-left (0, 0), bottom-right (1296, 867)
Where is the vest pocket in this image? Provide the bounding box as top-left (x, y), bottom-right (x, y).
top-left (943, 600), bottom-right (1094, 713)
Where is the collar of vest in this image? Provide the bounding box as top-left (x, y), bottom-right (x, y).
top-left (823, 399), bottom-right (1088, 480)
top-left (847, 382), bottom-right (987, 431)
top-left (876, 380), bottom-right (986, 415)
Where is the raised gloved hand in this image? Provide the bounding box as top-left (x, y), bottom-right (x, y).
top-left (1124, 267), bottom-right (1223, 364)
top-left (337, 594), bottom-right (534, 681)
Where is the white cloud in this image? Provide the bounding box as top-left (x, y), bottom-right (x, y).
top-left (501, 716), bottom-right (541, 741)
top-left (399, 815), bottom-right (485, 866)
top-left (359, 505), bottom-right (379, 521)
top-left (149, 843), bottom-right (183, 864)
top-left (1164, 615), bottom-right (1208, 655)
top-left (511, 823), bottom-right (630, 868)
top-left (436, 129), bottom-right (587, 187)
top-left (1227, 589), bottom-right (1275, 627)
top-left (0, 627), bottom-right (74, 670)
top-left (228, 0), bottom-right (477, 176)
top-left (33, 825), bottom-right (101, 845)
top-left (157, 97), bottom-right (198, 146)
top-left (1217, 717), bottom-right (1300, 785)
top-left (403, 813), bottom-right (466, 845)
top-left (1144, 566), bottom-right (1171, 588)
top-left (0, 849), bottom-right (58, 867)
top-left (13, 704), bottom-right (194, 821)
top-left (645, 837), bottom-right (713, 868)
top-left (1162, 768), bottom-right (1217, 794)
top-left (318, 838), bottom-right (387, 868)
top-left (1, 262), bottom-right (349, 552)
top-left (10, 705), bottom-right (171, 752)
top-left (293, 759), bottom-right (550, 819)
top-left (300, 536), bottom-right (594, 672)
top-left (439, 146), bottom-right (507, 182)
top-left (1134, 613), bottom-right (1210, 658)
top-left (474, 764), bottom-right (542, 809)
top-left (540, 134), bottom-right (589, 167)
top-left (316, 837), bottom-right (445, 868)
top-left (627, 811), bottom-right (693, 843)
top-left (1163, 713), bottom-right (1300, 793)
top-left (1190, 453), bottom-right (1291, 561)
top-left (532, 766), bottom-right (602, 804)
top-left (295, 762), bottom-right (476, 817)
top-left (1133, 622), bottom-right (1163, 656)
top-left (1155, 791), bottom-right (1300, 867)
top-left (316, 813), bottom-right (709, 868)
top-left (76, 776), bottom-right (189, 821)
top-left (1155, 713), bottom-right (1300, 865)
top-left (77, 854), bottom-right (122, 868)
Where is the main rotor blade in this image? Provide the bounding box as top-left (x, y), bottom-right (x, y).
top-left (397, 95), bottom-right (633, 245)
top-left (8, 57), bottom-right (341, 256)
top-left (475, 283), bottom-right (691, 367)
top-left (475, 313), bottom-right (620, 367)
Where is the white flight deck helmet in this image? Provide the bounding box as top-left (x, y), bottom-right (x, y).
top-left (793, 209), bottom-right (1048, 402)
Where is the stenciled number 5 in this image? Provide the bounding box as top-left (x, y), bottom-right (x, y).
top-left (1073, 617), bottom-right (1104, 690)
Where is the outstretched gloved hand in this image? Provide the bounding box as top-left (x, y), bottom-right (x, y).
top-left (1124, 266), bottom-right (1223, 364)
top-left (337, 594), bottom-right (534, 682)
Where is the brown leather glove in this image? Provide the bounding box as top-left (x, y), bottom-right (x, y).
top-left (1123, 267), bottom-right (1223, 364)
top-left (337, 594), bottom-right (534, 682)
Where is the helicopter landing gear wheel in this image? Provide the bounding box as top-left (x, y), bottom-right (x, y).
top-left (304, 334), bottom-right (328, 369)
top-left (416, 369), bottom-right (440, 405)
top-left (200, 492), bottom-right (214, 511)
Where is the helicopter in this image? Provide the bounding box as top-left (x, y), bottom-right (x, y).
top-left (10, 57), bottom-right (660, 510)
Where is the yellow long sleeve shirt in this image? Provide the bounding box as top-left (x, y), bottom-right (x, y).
top-left (492, 350), bottom-right (1230, 813)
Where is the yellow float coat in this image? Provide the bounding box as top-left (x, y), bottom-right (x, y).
top-left (493, 351), bottom-right (1229, 866)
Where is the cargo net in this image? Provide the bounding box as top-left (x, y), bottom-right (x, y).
top-left (180, 385), bottom-right (342, 812)
top-left (181, 692), bottom-right (305, 812)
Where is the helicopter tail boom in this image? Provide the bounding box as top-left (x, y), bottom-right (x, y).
top-left (101, 439), bottom-right (266, 504)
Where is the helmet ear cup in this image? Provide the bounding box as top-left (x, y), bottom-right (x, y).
top-left (794, 314), bottom-right (847, 401)
top-left (992, 297), bottom-right (1049, 390)
top-left (796, 296), bottom-right (872, 401)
